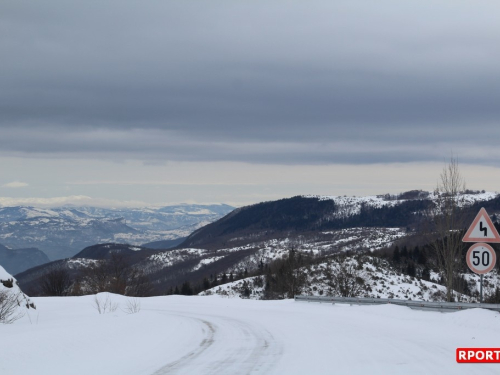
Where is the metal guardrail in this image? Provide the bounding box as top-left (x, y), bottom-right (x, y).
top-left (294, 295), bottom-right (500, 312)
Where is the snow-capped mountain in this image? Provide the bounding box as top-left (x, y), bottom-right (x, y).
top-left (0, 204), bottom-right (234, 261)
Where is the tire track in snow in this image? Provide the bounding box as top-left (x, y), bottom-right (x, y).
top-left (151, 316), bottom-right (216, 375)
top-left (151, 310), bottom-right (282, 375)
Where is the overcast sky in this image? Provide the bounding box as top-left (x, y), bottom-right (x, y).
top-left (1, 1), bottom-right (499, 207)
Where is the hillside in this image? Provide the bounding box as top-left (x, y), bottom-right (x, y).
top-left (201, 253), bottom-right (499, 303)
top-left (14, 243), bottom-right (162, 296)
top-left (180, 191), bottom-right (497, 249)
top-left (14, 190), bottom-right (500, 300)
top-left (0, 243), bottom-right (50, 275)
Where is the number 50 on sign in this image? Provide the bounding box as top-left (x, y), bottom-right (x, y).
top-left (466, 243), bottom-right (497, 275)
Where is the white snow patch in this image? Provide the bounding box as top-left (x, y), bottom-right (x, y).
top-left (0, 264), bottom-right (35, 322)
top-left (1, 295), bottom-right (499, 374)
top-left (192, 256), bottom-right (226, 271)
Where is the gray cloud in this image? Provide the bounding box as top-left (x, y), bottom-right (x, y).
top-left (1, 0), bottom-right (500, 165)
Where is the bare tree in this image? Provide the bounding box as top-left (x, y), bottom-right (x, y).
top-left (430, 157), bottom-right (468, 302)
top-left (125, 268), bottom-right (153, 297)
top-left (40, 268), bottom-right (72, 296)
top-left (82, 260), bottom-right (110, 293)
top-left (324, 258), bottom-right (365, 297)
top-left (106, 252), bottom-right (129, 294)
top-left (82, 253), bottom-right (152, 297)
top-left (264, 249), bottom-right (307, 299)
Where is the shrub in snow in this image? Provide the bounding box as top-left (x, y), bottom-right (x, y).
top-left (0, 290), bottom-right (24, 324)
top-left (0, 264), bottom-right (35, 324)
top-left (123, 298), bottom-right (141, 314)
top-left (240, 285), bottom-right (251, 299)
top-left (1, 278), bottom-right (14, 288)
top-left (93, 293), bottom-right (119, 314)
top-left (324, 258), bottom-right (366, 297)
top-left (253, 276), bottom-right (264, 288)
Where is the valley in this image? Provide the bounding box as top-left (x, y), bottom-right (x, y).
top-left (11, 190), bottom-right (500, 305)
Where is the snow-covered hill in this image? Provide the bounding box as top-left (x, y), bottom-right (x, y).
top-left (201, 254), bottom-right (499, 303)
top-left (304, 190), bottom-right (497, 217)
top-left (180, 191), bottom-right (500, 251)
top-left (13, 190), bottom-right (500, 297)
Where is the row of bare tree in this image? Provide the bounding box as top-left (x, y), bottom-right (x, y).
top-left (40, 252), bottom-right (153, 297)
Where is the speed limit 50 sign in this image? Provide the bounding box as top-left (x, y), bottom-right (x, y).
top-left (466, 243), bottom-right (497, 275)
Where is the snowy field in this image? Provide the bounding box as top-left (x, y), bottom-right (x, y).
top-left (1, 294), bottom-right (499, 375)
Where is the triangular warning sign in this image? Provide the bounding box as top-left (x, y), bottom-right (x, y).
top-left (462, 207), bottom-right (500, 243)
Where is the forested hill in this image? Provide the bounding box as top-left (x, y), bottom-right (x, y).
top-left (180, 192), bottom-right (499, 249)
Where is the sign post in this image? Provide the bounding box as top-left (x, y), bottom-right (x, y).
top-left (462, 208), bottom-right (500, 303)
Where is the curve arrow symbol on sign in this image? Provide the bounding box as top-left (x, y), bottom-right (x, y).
top-left (462, 208), bottom-right (500, 243)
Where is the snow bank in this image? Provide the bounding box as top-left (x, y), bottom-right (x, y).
top-left (1, 295), bottom-right (499, 374)
top-left (0, 264), bottom-right (35, 323)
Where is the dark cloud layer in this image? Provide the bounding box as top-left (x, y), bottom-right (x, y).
top-left (1, 1), bottom-right (500, 165)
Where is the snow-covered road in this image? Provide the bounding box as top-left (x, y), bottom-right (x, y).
top-left (151, 309), bottom-right (281, 374)
top-left (1, 294), bottom-right (499, 374)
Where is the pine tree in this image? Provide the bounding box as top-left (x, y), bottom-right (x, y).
top-left (181, 281), bottom-right (193, 295)
top-left (241, 282), bottom-right (251, 298)
top-left (258, 259), bottom-right (264, 274)
top-left (211, 274), bottom-right (218, 287)
top-left (392, 246), bottom-right (401, 263)
top-left (421, 267), bottom-right (431, 281)
top-left (406, 262), bottom-right (416, 277)
top-left (418, 247), bottom-right (427, 265)
top-left (202, 277), bottom-right (210, 290)
top-left (412, 246), bottom-right (420, 261)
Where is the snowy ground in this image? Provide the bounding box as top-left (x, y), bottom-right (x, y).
top-left (1, 294), bottom-right (500, 375)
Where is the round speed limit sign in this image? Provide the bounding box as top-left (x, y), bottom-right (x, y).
top-left (466, 243), bottom-right (497, 274)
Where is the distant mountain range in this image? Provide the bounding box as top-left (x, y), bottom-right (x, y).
top-left (15, 190), bottom-right (500, 296)
top-left (0, 204), bottom-right (234, 264)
